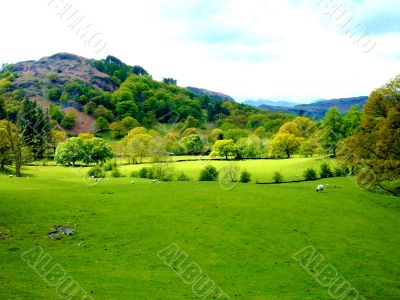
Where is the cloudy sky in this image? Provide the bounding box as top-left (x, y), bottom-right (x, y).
top-left (1, 0), bottom-right (400, 102)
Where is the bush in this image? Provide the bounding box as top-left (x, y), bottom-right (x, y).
top-left (304, 168), bottom-right (317, 181)
top-left (199, 165), bottom-right (219, 181)
top-left (177, 172), bottom-right (191, 181)
top-left (239, 170), bottom-right (252, 183)
top-left (334, 166), bottom-right (349, 177)
top-left (138, 167), bottom-right (153, 179)
top-left (87, 166), bottom-right (105, 178)
top-left (273, 171), bottom-right (283, 183)
top-left (110, 169), bottom-right (122, 178)
top-left (130, 171), bottom-right (138, 178)
top-left (320, 163), bottom-right (333, 178)
top-left (103, 160), bottom-right (117, 172)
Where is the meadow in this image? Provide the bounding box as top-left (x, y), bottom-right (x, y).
top-left (0, 159), bottom-right (399, 299)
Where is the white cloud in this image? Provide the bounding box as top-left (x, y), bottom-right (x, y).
top-left (1, 0), bottom-right (399, 102)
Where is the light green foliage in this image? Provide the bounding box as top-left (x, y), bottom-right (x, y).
top-left (61, 111), bottom-right (77, 130)
top-left (180, 134), bottom-right (204, 155)
top-left (211, 139), bottom-right (237, 159)
top-left (269, 133), bottom-right (301, 158)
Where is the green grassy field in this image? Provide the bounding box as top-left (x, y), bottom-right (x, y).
top-left (121, 157), bottom-right (333, 182)
top-left (0, 162), bottom-right (399, 299)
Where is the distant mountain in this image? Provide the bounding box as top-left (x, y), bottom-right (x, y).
top-left (186, 86), bottom-right (235, 102)
top-left (243, 99), bottom-right (297, 107)
top-left (259, 96), bottom-right (368, 119)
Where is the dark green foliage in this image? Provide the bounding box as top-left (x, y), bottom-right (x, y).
top-left (199, 165), bottom-right (219, 181)
top-left (334, 166), bottom-right (349, 177)
top-left (320, 163), bottom-right (334, 178)
top-left (61, 111), bottom-right (77, 130)
top-left (239, 170), bottom-right (252, 183)
top-left (110, 169), bottom-right (122, 178)
top-left (87, 166), bottom-right (105, 178)
top-left (18, 98), bottom-right (52, 158)
top-left (48, 87), bottom-right (62, 101)
top-left (0, 98), bottom-right (6, 120)
top-left (273, 171), bottom-right (283, 183)
top-left (177, 172), bottom-right (191, 181)
top-left (303, 168), bottom-right (318, 181)
top-left (95, 117), bottom-right (109, 132)
top-left (163, 78), bottom-right (177, 85)
top-left (92, 56), bottom-right (149, 84)
top-left (49, 104), bottom-right (65, 123)
top-left (137, 167), bottom-right (154, 179)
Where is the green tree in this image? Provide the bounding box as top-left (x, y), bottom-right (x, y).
top-left (342, 105), bottom-right (362, 137)
top-left (48, 88), bottom-right (62, 101)
top-left (49, 104), bottom-right (65, 123)
top-left (211, 139), bottom-right (237, 160)
top-left (116, 100), bottom-right (138, 119)
top-left (180, 135), bottom-right (204, 155)
top-left (61, 111), bottom-right (77, 130)
top-left (269, 133), bottom-right (301, 158)
top-left (95, 117), bottom-right (109, 132)
top-left (320, 107), bottom-right (343, 157)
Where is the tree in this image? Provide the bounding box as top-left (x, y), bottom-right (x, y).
top-left (0, 98), bottom-right (6, 120)
top-left (180, 135), bottom-right (204, 155)
top-left (338, 75), bottom-right (400, 195)
top-left (163, 78), bottom-right (177, 85)
top-left (320, 107), bottom-right (343, 157)
top-left (120, 128), bottom-right (154, 163)
top-left (116, 100), bottom-right (138, 119)
top-left (342, 105), bottom-right (363, 137)
top-left (61, 111), bottom-right (77, 130)
top-left (83, 101), bottom-right (97, 115)
top-left (49, 104), bottom-right (65, 123)
top-left (0, 123), bottom-right (12, 170)
top-left (211, 139), bottom-right (237, 160)
top-left (269, 133), bottom-right (301, 158)
top-left (48, 88), bottom-right (62, 101)
top-left (55, 136), bottom-right (113, 166)
top-left (18, 99), bottom-right (52, 159)
top-left (95, 117), bottom-right (109, 132)
top-left (278, 122), bottom-right (301, 137)
top-left (121, 116), bottom-right (140, 131)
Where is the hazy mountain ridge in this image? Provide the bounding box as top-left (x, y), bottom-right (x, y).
top-left (254, 96), bottom-right (368, 119)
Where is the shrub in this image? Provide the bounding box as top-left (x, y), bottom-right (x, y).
top-left (304, 168), bottom-right (317, 181)
top-left (87, 166), bottom-right (105, 178)
top-left (239, 170), bottom-right (252, 183)
top-left (320, 163), bottom-right (333, 178)
top-left (138, 167), bottom-right (152, 179)
top-left (334, 166), bottom-right (349, 177)
top-left (130, 171), bottom-right (138, 178)
top-left (273, 171), bottom-right (283, 183)
top-left (199, 165), bottom-right (219, 181)
top-left (103, 160), bottom-right (117, 172)
top-left (110, 169), bottom-right (122, 178)
top-left (177, 172), bottom-right (191, 181)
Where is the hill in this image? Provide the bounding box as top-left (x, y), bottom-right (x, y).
top-left (259, 96), bottom-right (368, 119)
top-left (243, 99), bottom-right (297, 107)
top-left (3, 53), bottom-right (296, 134)
top-left (186, 86), bottom-right (235, 102)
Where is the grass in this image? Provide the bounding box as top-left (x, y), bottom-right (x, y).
top-left (122, 157), bottom-right (333, 182)
top-left (0, 163), bottom-right (399, 299)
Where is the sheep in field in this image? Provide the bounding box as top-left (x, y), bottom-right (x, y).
top-left (316, 185), bottom-right (324, 192)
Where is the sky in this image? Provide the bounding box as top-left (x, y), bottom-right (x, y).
top-left (1, 0), bottom-right (400, 103)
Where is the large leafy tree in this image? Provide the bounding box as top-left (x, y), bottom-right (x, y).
top-left (269, 133), bottom-right (301, 158)
top-left (55, 135), bottom-right (113, 166)
top-left (211, 139), bottom-right (237, 160)
top-left (339, 75), bottom-right (400, 195)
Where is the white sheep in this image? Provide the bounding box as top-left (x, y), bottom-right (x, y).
top-left (152, 179), bottom-right (158, 183)
top-left (316, 184), bottom-right (324, 192)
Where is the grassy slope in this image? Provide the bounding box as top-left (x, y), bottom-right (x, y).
top-left (0, 165), bottom-right (399, 299)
